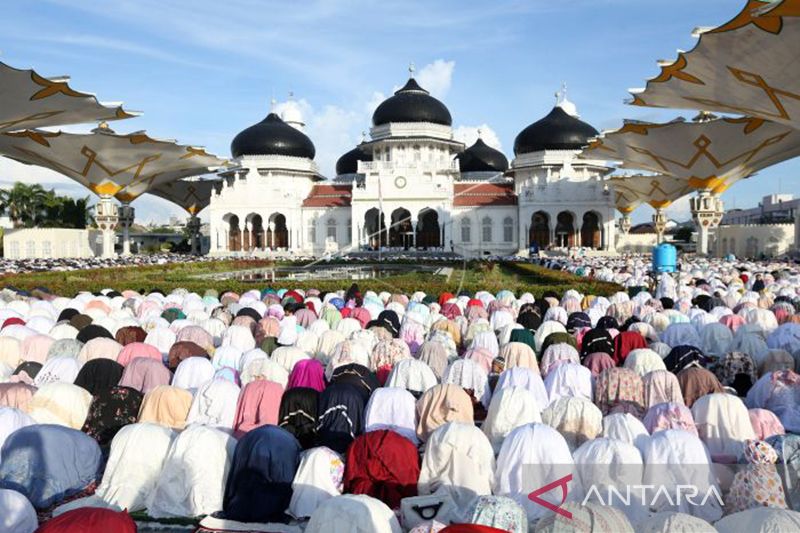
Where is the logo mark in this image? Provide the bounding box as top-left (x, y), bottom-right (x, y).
top-left (528, 474), bottom-right (573, 519)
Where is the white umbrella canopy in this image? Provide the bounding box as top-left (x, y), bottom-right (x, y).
top-left (0, 61), bottom-right (136, 133)
top-left (609, 174), bottom-right (693, 212)
top-left (0, 125), bottom-right (226, 202)
top-left (580, 116), bottom-right (800, 193)
top-left (629, 0), bottom-right (800, 130)
top-left (148, 178), bottom-right (220, 215)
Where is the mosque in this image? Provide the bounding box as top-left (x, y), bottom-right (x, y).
top-left (208, 72), bottom-right (617, 258)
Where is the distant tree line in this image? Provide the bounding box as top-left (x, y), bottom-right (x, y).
top-left (0, 182), bottom-right (90, 228)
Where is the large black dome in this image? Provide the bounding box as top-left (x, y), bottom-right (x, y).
top-left (336, 144), bottom-right (373, 175)
top-left (456, 138), bottom-right (508, 173)
top-left (372, 78), bottom-right (452, 127)
top-left (230, 113), bottom-right (316, 159)
top-left (513, 106), bottom-right (598, 155)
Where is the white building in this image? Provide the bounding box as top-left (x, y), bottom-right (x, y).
top-left (708, 193), bottom-right (798, 258)
top-left (3, 228), bottom-right (99, 259)
top-left (209, 76), bottom-right (616, 258)
top-left (722, 194), bottom-right (798, 225)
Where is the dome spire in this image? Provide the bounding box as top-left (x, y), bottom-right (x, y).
top-left (555, 82), bottom-right (579, 118)
top-left (408, 62), bottom-right (416, 78)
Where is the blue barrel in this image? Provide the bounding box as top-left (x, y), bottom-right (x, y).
top-left (652, 243), bottom-right (677, 273)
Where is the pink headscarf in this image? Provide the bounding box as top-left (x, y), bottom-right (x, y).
top-left (287, 359), bottom-right (326, 392)
top-left (294, 308), bottom-right (317, 328)
top-left (643, 402), bottom-right (697, 435)
top-left (117, 342), bottom-right (163, 367)
top-left (232, 380), bottom-right (284, 438)
top-left (350, 308), bottom-right (372, 329)
top-left (258, 317), bottom-right (281, 338)
top-left (20, 335), bottom-right (54, 364)
top-left (749, 408), bottom-right (785, 440)
top-left (464, 347), bottom-right (495, 374)
top-left (720, 314), bottom-right (746, 332)
top-left (118, 357), bottom-right (172, 394)
top-left (0, 382), bottom-right (37, 411)
top-left (582, 352), bottom-right (615, 379)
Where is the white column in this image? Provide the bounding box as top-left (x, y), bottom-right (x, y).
top-left (94, 195), bottom-right (119, 258)
top-left (795, 209), bottom-right (800, 252)
top-left (118, 202), bottom-right (134, 256)
top-left (187, 215), bottom-right (201, 255)
top-left (652, 208), bottom-right (667, 245)
top-left (619, 214), bottom-right (632, 235)
top-left (268, 222), bottom-right (275, 249)
top-left (691, 191), bottom-right (724, 256)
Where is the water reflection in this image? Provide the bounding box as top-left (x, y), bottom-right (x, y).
top-left (204, 264), bottom-right (434, 283)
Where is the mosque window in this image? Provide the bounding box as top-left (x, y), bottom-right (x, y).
top-left (482, 217), bottom-right (492, 242)
top-left (9, 241), bottom-right (19, 258)
top-left (308, 219), bottom-right (316, 244)
top-left (346, 218), bottom-right (352, 244)
top-left (503, 217), bottom-right (514, 242)
top-left (413, 145), bottom-right (421, 162)
top-left (42, 241), bottom-right (52, 258)
top-left (461, 218), bottom-right (471, 242)
top-left (25, 240), bottom-right (35, 258)
top-left (327, 218), bottom-right (337, 239)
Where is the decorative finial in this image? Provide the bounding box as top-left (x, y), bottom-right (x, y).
top-left (288, 90), bottom-right (294, 99)
top-left (555, 82), bottom-right (579, 117)
top-left (98, 121), bottom-right (109, 130)
top-left (477, 128), bottom-right (482, 139)
top-left (555, 82), bottom-right (567, 103)
top-left (408, 62), bottom-right (415, 78)
top-left (269, 97), bottom-right (277, 112)
top-left (361, 130), bottom-right (367, 142)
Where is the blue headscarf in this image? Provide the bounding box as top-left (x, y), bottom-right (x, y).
top-left (317, 382), bottom-right (366, 454)
top-left (0, 425), bottom-right (102, 509)
top-left (223, 425), bottom-right (301, 523)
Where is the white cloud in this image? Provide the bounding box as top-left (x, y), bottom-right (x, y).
top-left (416, 59), bottom-right (455, 98)
top-left (452, 124), bottom-right (503, 150)
top-left (665, 195), bottom-right (692, 222)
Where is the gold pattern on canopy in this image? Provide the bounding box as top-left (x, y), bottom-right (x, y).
top-left (629, 0), bottom-right (800, 130)
top-left (580, 116), bottom-right (800, 192)
top-left (0, 126), bottom-right (226, 202)
top-left (609, 173), bottom-right (693, 212)
top-left (149, 178), bottom-right (219, 215)
top-left (0, 62), bottom-right (137, 132)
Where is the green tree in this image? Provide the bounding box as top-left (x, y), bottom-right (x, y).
top-left (674, 226), bottom-right (693, 242)
top-left (0, 182), bottom-right (89, 228)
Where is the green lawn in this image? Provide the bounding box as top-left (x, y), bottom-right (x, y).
top-left (0, 259), bottom-right (622, 298)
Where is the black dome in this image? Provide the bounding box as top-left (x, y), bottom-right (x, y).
top-left (372, 78), bottom-right (452, 126)
top-left (336, 144), bottom-right (373, 175)
top-left (456, 138), bottom-right (508, 173)
top-left (231, 113), bottom-right (316, 159)
top-left (513, 106), bottom-right (598, 155)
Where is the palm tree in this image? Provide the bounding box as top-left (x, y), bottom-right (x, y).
top-left (0, 182), bottom-right (39, 227)
top-left (0, 182), bottom-right (86, 228)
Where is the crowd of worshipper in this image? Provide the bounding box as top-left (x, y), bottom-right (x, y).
top-left (0, 254), bottom-right (217, 275)
top-left (1, 266), bottom-right (800, 533)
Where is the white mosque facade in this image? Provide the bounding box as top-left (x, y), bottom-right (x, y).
top-left (208, 76), bottom-right (617, 258)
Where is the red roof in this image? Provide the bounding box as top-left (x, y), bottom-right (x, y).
top-left (302, 183), bottom-right (352, 207)
top-left (453, 182), bottom-right (517, 207)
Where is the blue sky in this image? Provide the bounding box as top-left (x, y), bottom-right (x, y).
top-left (2, 0), bottom-right (797, 223)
